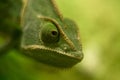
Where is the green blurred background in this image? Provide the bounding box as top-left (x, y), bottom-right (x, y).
top-left (0, 0), bottom-right (120, 80)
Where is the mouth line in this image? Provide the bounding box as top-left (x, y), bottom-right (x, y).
top-left (22, 44), bottom-right (81, 60)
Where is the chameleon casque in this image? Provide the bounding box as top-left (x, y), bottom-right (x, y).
top-left (21, 0), bottom-right (83, 68)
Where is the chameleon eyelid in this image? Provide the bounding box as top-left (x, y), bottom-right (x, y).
top-left (37, 15), bottom-right (76, 50)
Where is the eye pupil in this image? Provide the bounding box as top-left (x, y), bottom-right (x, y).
top-left (51, 31), bottom-right (58, 36)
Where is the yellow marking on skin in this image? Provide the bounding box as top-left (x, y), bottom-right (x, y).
top-left (21, 0), bottom-right (28, 26)
top-left (22, 45), bottom-right (80, 60)
top-left (51, 0), bottom-right (63, 21)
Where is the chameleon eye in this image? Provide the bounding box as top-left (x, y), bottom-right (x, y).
top-left (41, 23), bottom-right (59, 43)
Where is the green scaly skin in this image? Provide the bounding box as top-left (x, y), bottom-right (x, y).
top-left (21, 0), bottom-right (83, 68)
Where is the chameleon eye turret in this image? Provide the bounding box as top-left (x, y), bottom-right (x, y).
top-left (41, 23), bottom-right (59, 44)
top-left (21, 0), bottom-right (83, 68)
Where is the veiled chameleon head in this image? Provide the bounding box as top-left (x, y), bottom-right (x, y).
top-left (21, 16), bottom-right (83, 68)
top-left (21, 0), bottom-right (83, 68)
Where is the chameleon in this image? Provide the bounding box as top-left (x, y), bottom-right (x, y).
top-left (21, 0), bottom-right (83, 68)
top-left (0, 0), bottom-right (83, 68)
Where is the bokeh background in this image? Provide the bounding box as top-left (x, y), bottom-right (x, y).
top-left (0, 0), bottom-right (120, 80)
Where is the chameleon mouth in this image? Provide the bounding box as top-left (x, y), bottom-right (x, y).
top-left (22, 45), bottom-right (83, 68)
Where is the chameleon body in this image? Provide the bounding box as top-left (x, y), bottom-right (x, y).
top-left (21, 0), bottom-right (83, 68)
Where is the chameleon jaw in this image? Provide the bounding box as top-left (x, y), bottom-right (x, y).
top-left (21, 45), bottom-right (83, 68)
